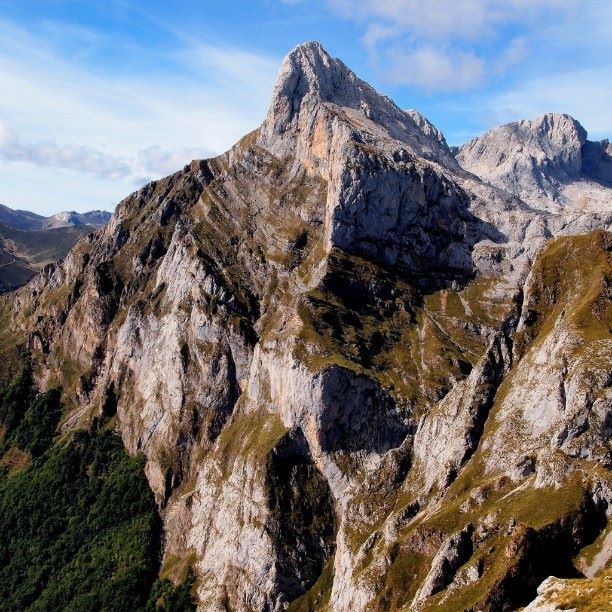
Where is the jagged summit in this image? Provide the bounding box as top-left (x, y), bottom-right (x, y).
top-left (404, 109), bottom-right (449, 150)
top-left (269, 41), bottom-right (359, 108)
top-left (532, 112), bottom-right (587, 141)
top-left (455, 112), bottom-right (612, 212)
top-left (260, 41), bottom-right (458, 167)
top-left (459, 112), bottom-right (587, 176)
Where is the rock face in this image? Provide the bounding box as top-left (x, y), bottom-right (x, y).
top-left (456, 113), bottom-right (612, 213)
top-left (0, 41), bottom-right (610, 611)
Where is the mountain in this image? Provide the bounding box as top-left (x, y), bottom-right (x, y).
top-left (0, 42), bottom-right (610, 611)
top-left (0, 203), bottom-right (46, 230)
top-left (0, 205), bottom-right (112, 292)
top-left (42, 209), bottom-right (112, 229)
top-left (455, 113), bottom-right (612, 213)
top-left (0, 221), bottom-right (98, 293)
top-left (0, 203), bottom-right (111, 230)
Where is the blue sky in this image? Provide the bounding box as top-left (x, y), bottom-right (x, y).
top-left (0, 0), bottom-right (610, 215)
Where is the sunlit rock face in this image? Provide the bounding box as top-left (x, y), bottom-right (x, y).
top-left (2, 41), bottom-right (610, 611)
top-left (456, 112), bottom-right (612, 214)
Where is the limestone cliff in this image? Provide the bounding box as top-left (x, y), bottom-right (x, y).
top-left (455, 113), bottom-right (612, 214)
top-left (0, 42), bottom-right (610, 611)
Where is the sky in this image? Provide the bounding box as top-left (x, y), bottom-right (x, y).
top-left (0, 0), bottom-right (610, 215)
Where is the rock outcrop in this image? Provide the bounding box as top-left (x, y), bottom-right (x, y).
top-left (456, 113), bottom-right (612, 213)
top-left (0, 41), bottom-right (610, 611)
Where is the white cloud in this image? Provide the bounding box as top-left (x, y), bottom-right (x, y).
top-left (327, 0), bottom-right (579, 41)
top-left (0, 17), bottom-right (280, 213)
top-left (384, 47), bottom-right (485, 91)
top-left (362, 23), bottom-right (402, 52)
top-left (326, 0), bottom-right (584, 92)
top-left (0, 120), bottom-right (216, 182)
top-left (0, 121), bottom-right (131, 179)
top-left (493, 36), bottom-right (528, 74)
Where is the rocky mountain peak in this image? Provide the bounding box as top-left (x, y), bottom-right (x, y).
top-left (454, 112), bottom-right (610, 211)
top-left (265, 41), bottom-right (367, 127)
top-left (260, 41), bottom-right (458, 167)
top-left (459, 112), bottom-right (587, 176)
top-left (519, 113), bottom-right (587, 172)
top-left (529, 112), bottom-right (587, 143)
top-left (271, 41), bottom-right (353, 106)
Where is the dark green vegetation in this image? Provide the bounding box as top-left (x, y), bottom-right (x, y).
top-left (0, 355), bottom-right (196, 611)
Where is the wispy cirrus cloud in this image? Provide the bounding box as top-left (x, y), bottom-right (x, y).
top-left (0, 121), bottom-right (214, 182)
top-left (325, 0), bottom-right (583, 92)
top-left (0, 15), bottom-right (278, 214)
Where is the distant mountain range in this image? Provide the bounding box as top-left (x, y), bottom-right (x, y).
top-left (0, 204), bottom-right (111, 292)
top-left (0, 203), bottom-right (111, 230)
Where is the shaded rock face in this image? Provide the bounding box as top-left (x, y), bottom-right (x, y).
top-left (330, 151), bottom-right (493, 283)
top-left (1, 42), bottom-right (611, 611)
top-left (265, 428), bottom-right (336, 601)
top-left (317, 367), bottom-right (407, 454)
top-left (413, 524), bottom-right (474, 604)
top-left (582, 138), bottom-right (612, 185)
top-left (412, 333), bottom-right (512, 493)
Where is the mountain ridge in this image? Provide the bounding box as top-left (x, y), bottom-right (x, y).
top-left (0, 202), bottom-right (111, 230)
top-left (42, 209), bottom-right (112, 229)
